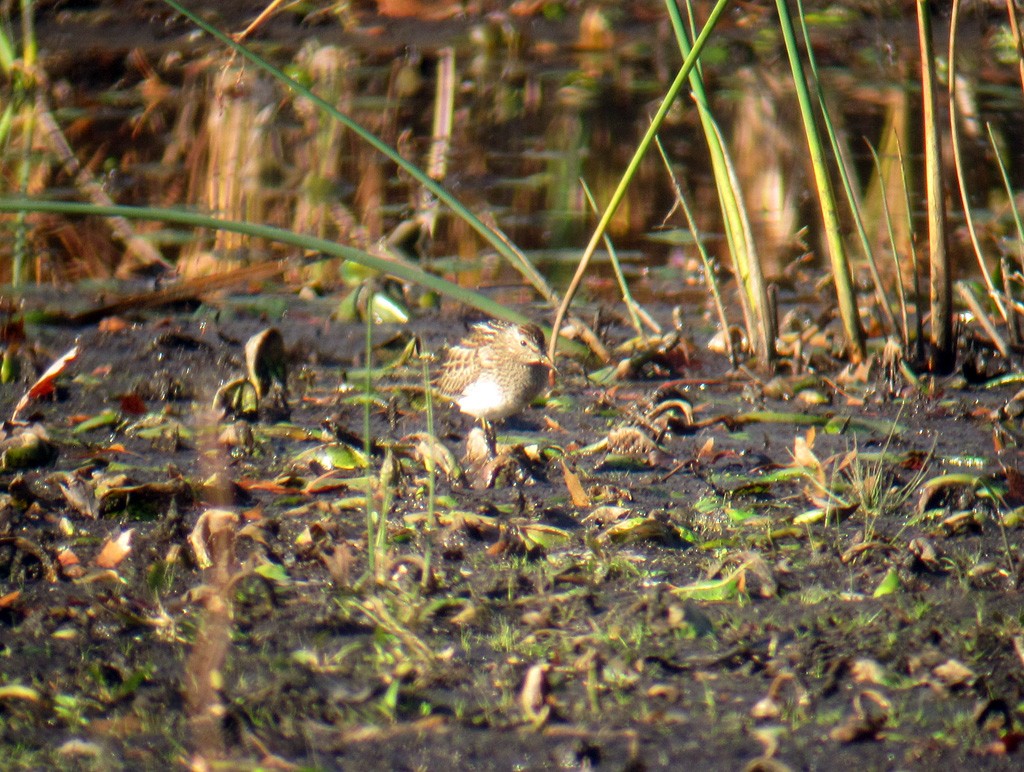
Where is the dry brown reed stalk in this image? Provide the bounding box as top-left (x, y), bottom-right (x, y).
top-left (34, 94), bottom-right (172, 277)
top-left (291, 43), bottom-right (366, 285)
top-left (184, 508), bottom-right (243, 764)
top-left (861, 89), bottom-right (913, 285)
top-left (916, 0), bottom-right (954, 371)
top-left (181, 67), bottom-right (277, 278)
top-left (949, 0), bottom-right (1010, 333)
top-left (729, 69), bottom-right (801, 279)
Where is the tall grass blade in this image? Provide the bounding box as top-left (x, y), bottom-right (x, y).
top-left (894, 134), bottom-right (925, 358)
top-left (420, 356), bottom-right (436, 591)
top-left (776, 0), bottom-right (865, 361)
top-left (579, 178), bottom-right (660, 338)
top-left (363, 308), bottom-right (376, 578)
top-left (916, 0), bottom-right (954, 371)
top-left (948, 0), bottom-right (1008, 327)
top-left (656, 136), bottom-right (736, 367)
top-left (673, 0), bottom-right (774, 369)
top-left (795, 0), bottom-right (898, 340)
top-left (1005, 0), bottom-right (1024, 96)
top-left (0, 199), bottom-right (535, 324)
top-left (956, 281), bottom-right (1010, 357)
top-left (986, 123), bottom-right (1024, 273)
top-left (547, 0), bottom-right (732, 363)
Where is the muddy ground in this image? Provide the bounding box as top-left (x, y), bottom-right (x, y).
top-left (0, 287), bottom-right (1023, 770)
top-left (2, 0), bottom-right (1024, 770)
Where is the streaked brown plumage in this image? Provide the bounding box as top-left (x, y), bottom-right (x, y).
top-left (438, 320), bottom-right (552, 422)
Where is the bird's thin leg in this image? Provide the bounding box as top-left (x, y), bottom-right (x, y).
top-left (480, 418), bottom-right (497, 456)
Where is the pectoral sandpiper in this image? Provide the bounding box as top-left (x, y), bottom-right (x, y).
top-left (438, 320), bottom-right (554, 446)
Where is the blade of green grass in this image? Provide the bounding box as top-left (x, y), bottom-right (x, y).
top-left (0, 198), bottom-right (536, 328)
top-left (655, 135), bottom-right (736, 367)
top-left (987, 122), bottom-right (1024, 271)
top-left (795, 0), bottom-right (899, 341)
top-left (547, 0), bottom-right (732, 363)
top-left (674, 0), bottom-right (774, 370)
top-left (579, 178), bottom-right (660, 339)
top-left (776, 0), bottom-right (865, 361)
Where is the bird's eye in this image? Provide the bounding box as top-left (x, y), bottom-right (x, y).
top-left (520, 339), bottom-right (527, 347)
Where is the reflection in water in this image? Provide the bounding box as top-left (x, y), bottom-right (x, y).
top-left (6, 6), bottom-right (1024, 296)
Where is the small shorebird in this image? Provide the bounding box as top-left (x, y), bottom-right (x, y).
top-left (438, 320), bottom-right (554, 445)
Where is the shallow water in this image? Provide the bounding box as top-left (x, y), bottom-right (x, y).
top-left (10, 2), bottom-right (1024, 295)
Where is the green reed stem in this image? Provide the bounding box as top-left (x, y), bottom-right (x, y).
top-left (673, 0), bottom-right (773, 369)
top-left (776, 0), bottom-right (865, 361)
top-left (987, 123), bottom-right (1024, 272)
top-left (949, 0), bottom-right (1008, 326)
top-left (579, 179), bottom-right (659, 338)
top-left (547, 0), bottom-right (732, 363)
top-left (655, 135), bottom-right (736, 367)
top-left (0, 199), bottom-right (536, 323)
top-left (893, 134), bottom-right (925, 358)
top-left (363, 310), bottom-right (376, 577)
top-left (795, 0), bottom-right (899, 340)
top-left (420, 356), bottom-right (436, 590)
top-left (6, 0), bottom-right (38, 287)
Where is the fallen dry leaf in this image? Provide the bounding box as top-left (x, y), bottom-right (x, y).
top-left (560, 459), bottom-right (590, 507)
top-left (94, 529), bottom-right (134, 569)
top-left (11, 344), bottom-right (79, 421)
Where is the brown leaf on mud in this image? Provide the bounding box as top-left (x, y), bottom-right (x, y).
top-left (996, 456), bottom-right (1024, 505)
top-left (0, 590), bottom-right (20, 608)
top-left (408, 432), bottom-right (463, 483)
top-left (850, 658), bottom-right (887, 685)
top-left (97, 316), bottom-right (129, 333)
top-left (791, 428), bottom-right (821, 478)
top-left (321, 543), bottom-right (354, 588)
top-left (56, 547), bottom-right (82, 580)
top-left (189, 508), bottom-right (240, 571)
top-left (119, 392), bottom-right (147, 415)
top-left (374, 0), bottom-right (464, 20)
top-left (582, 505), bottom-right (631, 526)
top-left (907, 537), bottom-right (940, 570)
top-left (560, 459), bottom-right (590, 507)
top-left (931, 659), bottom-right (976, 688)
top-left (11, 344), bottom-right (78, 421)
top-left (751, 672), bottom-right (809, 720)
top-left (57, 473), bottom-right (99, 519)
top-left (94, 529), bottom-right (134, 569)
top-left (695, 437), bottom-right (716, 463)
top-left (519, 662), bottom-right (551, 725)
top-left (829, 690), bottom-right (889, 743)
